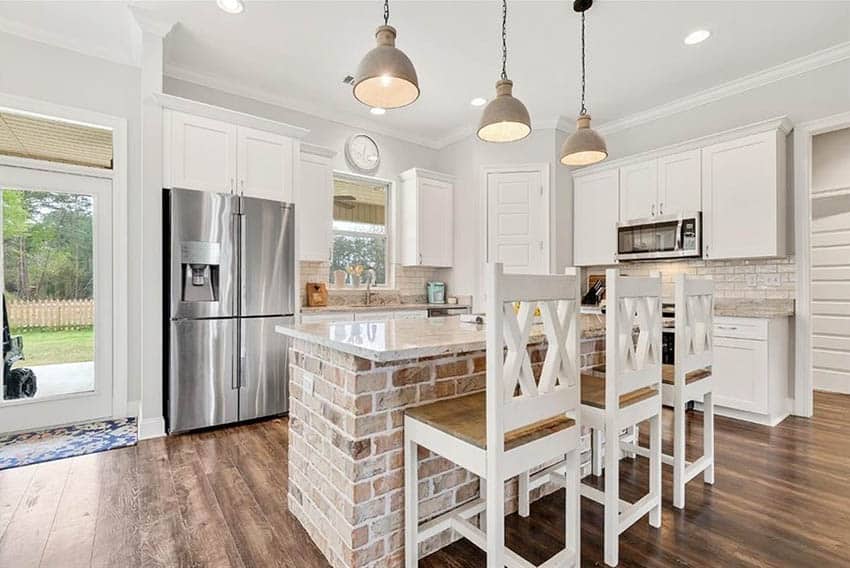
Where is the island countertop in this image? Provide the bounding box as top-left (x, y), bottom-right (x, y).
top-left (276, 314), bottom-right (606, 363)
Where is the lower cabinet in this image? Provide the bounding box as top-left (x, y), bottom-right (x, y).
top-left (711, 316), bottom-right (790, 425)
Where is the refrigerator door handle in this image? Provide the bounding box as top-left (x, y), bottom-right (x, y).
top-left (240, 209), bottom-right (247, 318)
top-left (240, 318), bottom-right (248, 389)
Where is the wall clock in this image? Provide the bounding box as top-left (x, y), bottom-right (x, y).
top-left (344, 134), bottom-right (381, 174)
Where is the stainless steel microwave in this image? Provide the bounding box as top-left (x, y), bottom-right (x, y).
top-left (616, 212), bottom-right (701, 261)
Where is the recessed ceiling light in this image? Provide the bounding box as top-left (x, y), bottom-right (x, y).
top-left (217, 0), bottom-right (244, 14)
top-left (470, 97), bottom-right (487, 107)
top-left (684, 29), bottom-right (711, 45)
top-left (370, 107), bottom-right (386, 116)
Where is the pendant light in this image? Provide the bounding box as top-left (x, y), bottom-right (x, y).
top-left (477, 0), bottom-right (531, 143)
top-left (560, 0), bottom-right (607, 166)
top-left (353, 0), bottom-right (420, 109)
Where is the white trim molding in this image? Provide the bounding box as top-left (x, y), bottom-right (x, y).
top-left (597, 41), bottom-right (850, 136)
top-left (138, 416), bottom-right (166, 440)
top-left (793, 110), bottom-right (850, 418)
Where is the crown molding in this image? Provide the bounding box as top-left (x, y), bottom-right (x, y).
top-left (164, 63), bottom-right (444, 150)
top-left (0, 14), bottom-right (138, 67)
top-left (596, 40), bottom-right (850, 136)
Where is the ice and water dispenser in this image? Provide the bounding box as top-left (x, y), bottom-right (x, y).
top-left (180, 241), bottom-right (221, 302)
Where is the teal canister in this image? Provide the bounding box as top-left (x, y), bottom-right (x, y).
top-left (426, 281), bottom-right (446, 304)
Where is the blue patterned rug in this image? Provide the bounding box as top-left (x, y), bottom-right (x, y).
top-left (0, 417), bottom-right (137, 470)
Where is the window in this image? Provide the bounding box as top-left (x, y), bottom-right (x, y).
top-left (330, 175), bottom-right (390, 286)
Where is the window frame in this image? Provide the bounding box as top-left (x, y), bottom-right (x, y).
top-left (330, 171), bottom-right (395, 289)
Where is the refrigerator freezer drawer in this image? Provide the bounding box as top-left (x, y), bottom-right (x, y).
top-left (239, 315), bottom-right (293, 421)
top-left (169, 318), bottom-right (238, 433)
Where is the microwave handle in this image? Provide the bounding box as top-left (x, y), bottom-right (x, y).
top-left (674, 216), bottom-right (684, 251)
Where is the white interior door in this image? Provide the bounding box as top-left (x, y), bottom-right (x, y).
top-left (0, 165), bottom-right (113, 433)
top-left (486, 169), bottom-right (548, 274)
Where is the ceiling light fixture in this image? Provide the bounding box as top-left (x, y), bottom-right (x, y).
top-left (470, 97), bottom-right (487, 107)
top-left (216, 0), bottom-right (244, 15)
top-left (561, 0), bottom-right (607, 167)
top-left (370, 107), bottom-right (387, 115)
top-left (477, 0), bottom-right (531, 143)
top-left (353, 0), bottom-right (420, 109)
top-left (684, 29), bottom-right (711, 45)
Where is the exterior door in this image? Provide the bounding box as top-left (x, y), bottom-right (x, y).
top-left (0, 165), bottom-right (113, 433)
top-left (486, 169), bottom-right (547, 274)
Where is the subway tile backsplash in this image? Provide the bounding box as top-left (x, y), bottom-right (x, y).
top-left (584, 257), bottom-right (796, 300)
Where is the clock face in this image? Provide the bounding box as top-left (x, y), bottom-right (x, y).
top-left (345, 134), bottom-right (380, 173)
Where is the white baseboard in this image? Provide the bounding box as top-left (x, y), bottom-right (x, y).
top-left (693, 401), bottom-right (789, 427)
top-left (138, 416), bottom-right (166, 440)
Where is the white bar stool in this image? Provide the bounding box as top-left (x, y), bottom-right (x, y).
top-left (404, 263), bottom-right (582, 567)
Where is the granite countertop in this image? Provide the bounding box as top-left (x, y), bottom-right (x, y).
top-left (713, 298), bottom-right (795, 318)
top-left (301, 303), bottom-right (472, 314)
top-left (277, 314), bottom-right (606, 362)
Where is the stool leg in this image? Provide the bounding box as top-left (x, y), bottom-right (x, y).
top-left (704, 391), bottom-right (715, 484)
top-left (486, 471), bottom-right (505, 568)
top-left (565, 448), bottom-right (581, 566)
top-left (518, 470), bottom-right (530, 517)
top-left (592, 428), bottom-right (604, 476)
top-left (673, 402), bottom-right (686, 510)
top-left (603, 425), bottom-right (619, 567)
top-left (404, 432), bottom-right (418, 568)
top-left (478, 477), bottom-right (487, 529)
top-left (649, 412), bottom-right (662, 528)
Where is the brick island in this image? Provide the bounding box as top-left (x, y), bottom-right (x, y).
top-left (276, 315), bottom-right (606, 568)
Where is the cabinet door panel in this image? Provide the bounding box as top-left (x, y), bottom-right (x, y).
top-left (574, 170), bottom-right (619, 266)
top-left (298, 154), bottom-right (333, 261)
top-left (619, 160), bottom-right (658, 221)
top-left (418, 178), bottom-right (453, 267)
top-left (657, 150), bottom-right (701, 215)
top-left (237, 126), bottom-right (294, 202)
top-left (170, 111), bottom-right (237, 193)
top-left (713, 336), bottom-right (769, 413)
top-left (702, 131), bottom-right (781, 259)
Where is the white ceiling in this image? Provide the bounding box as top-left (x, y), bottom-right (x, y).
top-left (1, 1), bottom-right (849, 148)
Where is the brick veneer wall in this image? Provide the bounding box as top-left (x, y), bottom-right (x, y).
top-left (287, 336), bottom-right (605, 568)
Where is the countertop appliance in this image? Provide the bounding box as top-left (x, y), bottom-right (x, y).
top-left (616, 212), bottom-right (701, 261)
top-left (164, 188), bottom-right (295, 433)
top-left (427, 281), bottom-right (446, 304)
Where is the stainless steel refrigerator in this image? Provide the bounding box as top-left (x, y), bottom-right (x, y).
top-left (165, 188), bottom-right (295, 433)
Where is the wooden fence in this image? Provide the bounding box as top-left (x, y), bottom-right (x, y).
top-left (6, 299), bottom-right (94, 329)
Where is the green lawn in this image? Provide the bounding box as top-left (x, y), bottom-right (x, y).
top-left (8, 327), bottom-right (94, 367)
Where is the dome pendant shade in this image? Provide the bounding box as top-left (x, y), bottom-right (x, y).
top-left (477, 79), bottom-right (531, 143)
top-left (353, 25), bottom-right (420, 109)
top-left (560, 114), bottom-right (607, 166)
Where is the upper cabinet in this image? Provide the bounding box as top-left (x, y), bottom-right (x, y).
top-left (298, 144), bottom-right (335, 262)
top-left (701, 130), bottom-right (786, 259)
top-left (618, 150), bottom-right (701, 221)
top-left (399, 169), bottom-right (454, 267)
top-left (167, 111), bottom-right (237, 193)
top-left (574, 169), bottom-right (619, 266)
top-left (237, 126), bottom-right (296, 202)
top-left (164, 108), bottom-right (298, 202)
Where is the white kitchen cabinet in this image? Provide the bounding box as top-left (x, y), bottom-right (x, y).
top-left (710, 316), bottom-right (790, 426)
top-left (619, 159), bottom-right (658, 221)
top-left (237, 126), bottom-right (295, 202)
top-left (657, 149), bottom-right (701, 215)
top-left (701, 130), bottom-right (787, 259)
top-left (399, 169), bottom-right (454, 267)
top-left (574, 169), bottom-right (619, 266)
top-left (164, 109), bottom-right (296, 202)
top-left (166, 110), bottom-right (237, 193)
top-left (298, 144), bottom-right (335, 262)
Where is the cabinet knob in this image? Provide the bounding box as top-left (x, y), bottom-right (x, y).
top-left (230, 178), bottom-right (234, 194)
top-left (651, 203), bottom-right (656, 216)
top-left (419, 252), bottom-right (423, 265)
top-left (659, 202), bottom-right (664, 214)
top-left (240, 179), bottom-right (245, 197)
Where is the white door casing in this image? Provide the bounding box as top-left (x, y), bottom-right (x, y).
top-left (0, 164), bottom-right (114, 433)
top-left (485, 167), bottom-right (549, 275)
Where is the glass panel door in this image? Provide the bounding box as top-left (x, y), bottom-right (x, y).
top-left (0, 165), bottom-right (112, 434)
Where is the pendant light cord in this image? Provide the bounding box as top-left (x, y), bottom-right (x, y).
top-left (501, 0), bottom-right (508, 80)
top-left (580, 10), bottom-right (587, 116)
top-left (384, 0), bottom-right (389, 25)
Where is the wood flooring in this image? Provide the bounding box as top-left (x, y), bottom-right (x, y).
top-left (1, 391), bottom-right (848, 567)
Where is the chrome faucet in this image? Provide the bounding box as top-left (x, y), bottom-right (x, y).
top-left (364, 267), bottom-right (377, 305)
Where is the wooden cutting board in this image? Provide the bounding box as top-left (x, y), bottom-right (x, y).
top-left (305, 282), bottom-right (328, 307)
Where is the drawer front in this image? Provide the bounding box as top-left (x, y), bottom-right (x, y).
top-left (713, 316), bottom-right (768, 340)
top-left (713, 336), bottom-right (769, 414)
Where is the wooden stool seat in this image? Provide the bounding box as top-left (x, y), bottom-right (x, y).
top-left (661, 364), bottom-right (712, 385)
top-left (405, 392), bottom-right (576, 451)
top-left (580, 373), bottom-right (657, 410)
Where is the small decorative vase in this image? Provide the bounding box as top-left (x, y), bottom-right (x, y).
top-left (333, 270), bottom-right (347, 289)
top-left (350, 274), bottom-right (361, 288)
